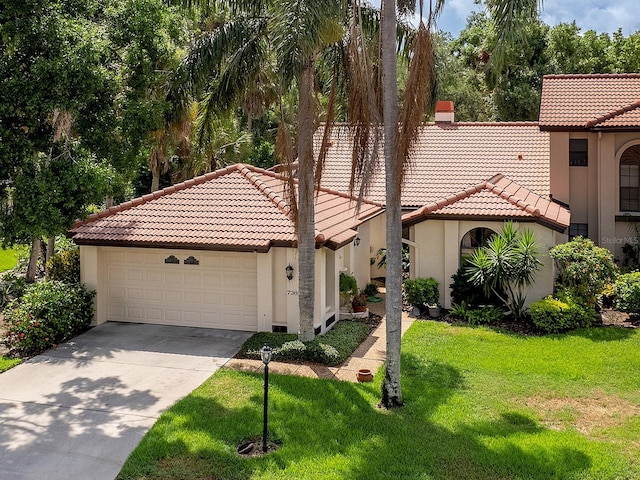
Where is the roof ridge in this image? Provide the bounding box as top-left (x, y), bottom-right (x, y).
top-left (485, 175), bottom-right (541, 217)
top-left (73, 165), bottom-right (240, 228)
top-left (585, 100), bottom-right (640, 128)
top-left (544, 73), bottom-right (640, 79)
top-left (236, 164), bottom-right (293, 219)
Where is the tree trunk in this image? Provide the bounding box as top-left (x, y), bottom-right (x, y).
top-left (26, 237), bottom-right (41, 283)
top-left (151, 170), bottom-right (160, 192)
top-left (47, 237), bottom-right (55, 261)
top-left (380, 0), bottom-right (403, 408)
top-left (106, 196), bottom-right (114, 208)
top-left (297, 64), bottom-right (317, 342)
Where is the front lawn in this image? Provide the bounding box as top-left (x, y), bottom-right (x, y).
top-left (0, 356), bottom-right (21, 373)
top-left (0, 246), bottom-right (19, 272)
top-left (118, 321), bottom-right (640, 479)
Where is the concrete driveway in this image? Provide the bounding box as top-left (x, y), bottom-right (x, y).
top-left (0, 322), bottom-right (251, 480)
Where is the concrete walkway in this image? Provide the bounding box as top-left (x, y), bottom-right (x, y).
top-left (0, 322), bottom-right (251, 480)
top-left (225, 292), bottom-right (414, 382)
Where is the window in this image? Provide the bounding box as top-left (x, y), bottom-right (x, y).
top-left (569, 139), bottom-right (588, 166)
top-left (620, 145), bottom-right (640, 211)
top-left (569, 223), bottom-right (588, 240)
top-left (460, 227), bottom-right (496, 264)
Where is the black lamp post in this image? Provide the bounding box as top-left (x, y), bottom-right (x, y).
top-left (260, 345), bottom-right (272, 453)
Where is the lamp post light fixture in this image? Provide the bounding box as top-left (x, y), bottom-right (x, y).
top-left (260, 345), bottom-right (272, 453)
top-left (353, 236), bottom-right (361, 247)
top-left (285, 263), bottom-right (294, 281)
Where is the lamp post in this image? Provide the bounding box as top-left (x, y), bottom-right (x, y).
top-left (260, 345), bottom-right (272, 453)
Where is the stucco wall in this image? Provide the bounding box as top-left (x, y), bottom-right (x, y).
top-left (412, 220), bottom-right (565, 309)
top-left (368, 213), bottom-right (387, 279)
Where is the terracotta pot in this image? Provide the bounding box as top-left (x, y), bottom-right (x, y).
top-left (356, 368), bottom-right (373, 382)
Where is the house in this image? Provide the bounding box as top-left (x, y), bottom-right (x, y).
top-left (539, 73), bottom-right (640, 264)
top-left (73, 73), bottom-right (640, 330)
top-left (70, 164), bottom-right (384, 334)
top-left (317, 115), bottom-right (570, 308)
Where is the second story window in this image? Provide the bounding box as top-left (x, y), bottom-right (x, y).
top-left (620, 145), bottom-right (640, 212)
top-left (569, 139), bottom-right (588, 166)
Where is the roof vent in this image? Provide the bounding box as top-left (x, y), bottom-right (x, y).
top-left (435, 100), bottom-right (454, 123)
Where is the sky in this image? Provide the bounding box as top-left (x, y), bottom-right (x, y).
top-left (369, 1), bottom-right (640, 37)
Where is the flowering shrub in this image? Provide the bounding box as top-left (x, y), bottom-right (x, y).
top-left (404, 277), bottom-right (439, 311)
top-left (549, 236), bottom-right (618, 307)
top-left (1, 281), bottom-right (95, 356)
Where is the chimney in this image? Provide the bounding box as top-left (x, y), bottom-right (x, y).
top-left (435, 100), bottom-right (455, 123)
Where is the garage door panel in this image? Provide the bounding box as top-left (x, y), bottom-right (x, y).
top-left (105, 249), bottom-right (258, 330)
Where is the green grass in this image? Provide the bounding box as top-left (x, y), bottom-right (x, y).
top-left (118, 322), bottom-right (640, 479)
top-left (0, 246), bottom-right (19, 272)
top-left (0, 356), bottom-right (21, 373)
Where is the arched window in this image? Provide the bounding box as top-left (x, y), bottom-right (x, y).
top-left (460, 227), bottom-right (496, 265)
top-left (620, 144), bottom-right (640, 212)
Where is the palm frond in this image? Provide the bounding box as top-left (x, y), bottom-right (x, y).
top-left (396, 20), bottom-right (436, 188)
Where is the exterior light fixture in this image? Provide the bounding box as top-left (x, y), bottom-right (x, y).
top-left (285, 263), bottom-right (294, 281)
top-left (260, 345), bottom-right (272, 453)
top-left (353, 236), bottom-right (361, 247)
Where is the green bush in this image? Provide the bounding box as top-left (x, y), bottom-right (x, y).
top-left (46, 248), bottom-right (80, 284)
top-left (362, 282), bottom-right (379, 297)
top-left (404, 277), bottom-right (439, 311)
top-left (450, 265), bottom-right (502, 307)
top-left (614, 272), bottom-right (640, 313)
top-left (238, 320), bottom-right (370, 366)
top-left (550, 237), bottom-right (618, 307)
top-left (0, 272), bottom-right (27, 308)
top-left (339, 272), bottom-right (358, 297)
top-left (529, 293), bottom-right (596, 334)
top-left (1, 281), bottom-right (95, 356)
top-left (450, 301), bottom-right (504, 325)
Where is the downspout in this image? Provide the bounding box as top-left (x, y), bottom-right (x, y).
top-left (402, 238), bottom-right (420, 278)
top-left (597, 131), bottom-right (602, 246)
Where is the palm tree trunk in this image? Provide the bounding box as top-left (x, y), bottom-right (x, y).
top-left (380, 0), bottom-right (403, 408)
top-left (26, 237), bottom-right (41, 283)
top-left (297, 64), bottom-right (316, 341)
top-left (151, 171), bottom-right (160, 192)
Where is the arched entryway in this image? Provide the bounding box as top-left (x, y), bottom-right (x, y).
top-left (460, 227), bottom-right (496, 265)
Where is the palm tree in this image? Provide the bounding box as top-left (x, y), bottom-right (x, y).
top-left (170, 0), bottom-right (345, 341)
top-left (376, 0), bottom-right (542, 408)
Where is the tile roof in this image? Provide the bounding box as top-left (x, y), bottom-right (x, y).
top-left (539, 74), bottom-right (640, 130)
top-left (70, 164), bottom-right (383, 252)
top-left (402, 174), bottom-right (570, 232)
top-left (317, 123), bottom-right (550, 208)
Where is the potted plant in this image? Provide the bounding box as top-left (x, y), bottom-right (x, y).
top-left (351, 292), bottom-right (368, 313)
top-left (404, 277), bottom-right (440, 316)
top-left (339, 272), bottom-right (358, 307)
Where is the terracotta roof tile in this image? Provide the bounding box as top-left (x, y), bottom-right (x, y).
top-left (317, 123), bottom-right (549, 208)
top-left (70, 164), bottom-right (383, 252)
top-left (402, 174), bottom-right (570, 232)
top-left (540, 74), bottom-right (640, 130)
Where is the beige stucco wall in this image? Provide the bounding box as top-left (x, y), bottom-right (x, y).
top-left (368, 213), bottom-right (387, 279)
top-left (411, 220), bottom-right (565, 309)
top-left (552, 131), bottom-right (640, 257)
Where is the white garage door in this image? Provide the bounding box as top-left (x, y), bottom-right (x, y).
top-left (105, 248), bottom-right (258, 331)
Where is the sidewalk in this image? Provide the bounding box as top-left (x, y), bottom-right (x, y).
top-left (224, 292), bottom-right (414, 382)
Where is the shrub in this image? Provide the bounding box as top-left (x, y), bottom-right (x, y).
top-left (339, 272), bottom-right (358, 297)
top-left (614, 272), bottom-right (640, 313)
top-left (549, 236), bottom-right (618, 307)
top-left (450, 265), bottom-right (502, 307)
top-left (0, 272), bottom-right (27, 308)
top-left (1, 281), bottom-right (95, 356)
top-left (529, 293), bottom-right (596, 334)
top-left (404, 277), bottom-right (439, 311)
top-left (449, 302), bottom-right (504, 325)
top-left (362, 282), bottom-right (379, 297)
top-left (46, 248), bottom-right (80, 284)
top-left (238, 320), bottom-right (369, 367)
